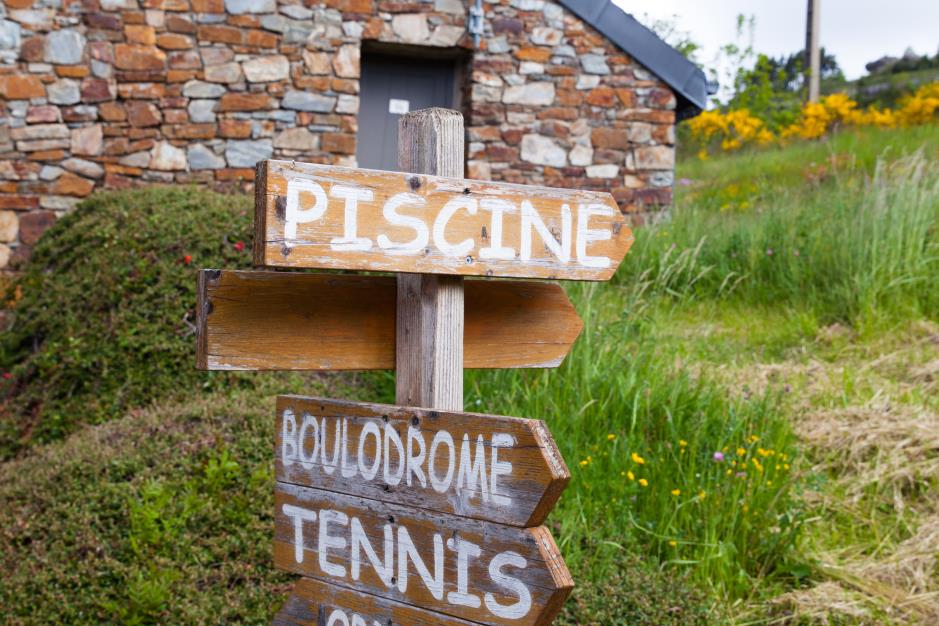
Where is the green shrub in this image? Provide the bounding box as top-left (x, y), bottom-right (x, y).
top-left (559, 558), bottom-right (718, 625)
top-left (0, 186), bottom-right (256, 459)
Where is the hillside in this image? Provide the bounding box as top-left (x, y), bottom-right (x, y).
top-left (2, 124), bottom-right (938, 624)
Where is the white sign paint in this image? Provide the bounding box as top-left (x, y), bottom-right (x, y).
top-left (388, 98), bottom-right (410, 115)
top-left (257, 160), bottom-right (632, 280)
top-left (281, 411), bottom-right (515, 507)
top-left (282, 177), bottom-right (615, 269)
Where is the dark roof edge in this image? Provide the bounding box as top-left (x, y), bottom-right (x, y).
top-left (556, 0), bottom-right (708, 119)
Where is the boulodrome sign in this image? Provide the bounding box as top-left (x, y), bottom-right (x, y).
top-left (196, 108), bottom-right (634, 625)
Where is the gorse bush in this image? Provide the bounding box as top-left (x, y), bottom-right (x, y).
top-left (688, 82), bottom-right (939, 157)
top-left (0, 186), bottom-right (255, 459)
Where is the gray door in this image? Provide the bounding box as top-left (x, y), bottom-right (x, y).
top-left (357, 54), bottom-right (458, 171)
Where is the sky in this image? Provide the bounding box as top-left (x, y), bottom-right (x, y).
top-left (613, 0), bottom-right (939, 83)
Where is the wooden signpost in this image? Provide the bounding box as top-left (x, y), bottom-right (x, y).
top-left (254, 160), bottom-right (632, 281)
top-left (196, 108), bottom-right (634, 625)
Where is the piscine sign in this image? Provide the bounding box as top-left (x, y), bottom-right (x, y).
top-left (254, 160), bottom-right (633, 281)
top-left (197, 108), bottom-right (635, 625)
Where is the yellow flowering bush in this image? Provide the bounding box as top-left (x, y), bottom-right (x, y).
top-left (686, 108), bottom-right (774, 155)
top-left (689, 82), bottom-right (939, 157)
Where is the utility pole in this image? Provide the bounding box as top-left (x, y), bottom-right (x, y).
top-left (805, 0), bottom-right (821, 102)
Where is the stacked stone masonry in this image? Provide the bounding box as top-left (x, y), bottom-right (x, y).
top-left (0, 0), bottom-right (677, 271)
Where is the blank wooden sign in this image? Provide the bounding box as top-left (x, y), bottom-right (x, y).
top-left (196, 270), bottom-right (583, 371)
top-left (255, 160), bottom-right (633, 281)
top-left (275, 396), bottom-right (570, 527)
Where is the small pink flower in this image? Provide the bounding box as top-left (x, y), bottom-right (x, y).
top-left (233, 241), bottom-right (245, 252)
top-left (2, 372), bottom-right (11, 380)
top-left (713, 451), bottom-right (725, 462)
top-left (766, 248), bottom-right (774, 256)
top-left (182, 254), bottom-right (192, 265)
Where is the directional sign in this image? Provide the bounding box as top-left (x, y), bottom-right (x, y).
top-left (196, 270), bottom-right (583, 371)
top-left (274, 483), bottom-right (573, 626)
top-left (254, 160), bottom-right (634, 281)
top-left (273, 577), bottom-right (479, 626)
top-left (275, 396), bottom-right (569, 527)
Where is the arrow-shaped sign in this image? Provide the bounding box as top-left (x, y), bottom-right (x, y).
top-left (196, 270), bottom-right (583, 371)
top-left (255, 160), bottom-right (634, 281)
top-left (273, 577), bottom-right (480, 625)
top-left (275, 396), bottom-right (569, 528)
top-left (274, 483), bottom-right (573, 626)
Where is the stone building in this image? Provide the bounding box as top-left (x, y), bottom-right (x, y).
top-left (0, 0), bottom-right (706, 271)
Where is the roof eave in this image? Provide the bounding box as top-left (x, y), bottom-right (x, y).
top-left (557, 0), bottom-right (707, 118)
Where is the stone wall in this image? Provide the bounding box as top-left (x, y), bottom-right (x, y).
top-left (0, 0), bottom-right (676, 272)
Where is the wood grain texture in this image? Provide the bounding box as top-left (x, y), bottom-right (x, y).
top-left (195, 270), bottom-right (582, 371)
top-left (275, 396), bottom-right (570, 528)
top-left (272, 577), bottom-right (478, 625)
top-left (396, 108), bottom-right (465, 411)
top-left (252, 160), bottom-right (633, 281)
top-left (273, 482), bottom-right (573, 626)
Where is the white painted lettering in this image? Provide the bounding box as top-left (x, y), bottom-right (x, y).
top-left (357, 421), bottom-right (382, 481)
top-left (446, 537), bottom-right (482, 608)
top-left (406, 426), bottom-right (427, 488)
top-left (284, 179), bottom-right (327, 242)
top-left (329, 184), bottom-right (373, 252)
top-left (428, 430), bottom-right (455, 494)
top-left (340, 418), bottom-right (357, 478)
top-left (318, 509), bottom-right (348, 578)
top-left (281, 409), bottom-right (298, 466)
top-left (282, 503), bottom-right (316, 564)
top-left (350, 517), bottom-right (394, 587)
top-left (484, 551), bottom-right (531, 620)
top-left (321, 417), bottom-right (341, 476)
top-left (383, 424), bottom-right (405, 486)
top-left (576, 203), bottom-right (614, 268)
top-left (433, 197), bottom-right (477, 257)
top-left (397, 526), bottom-right (444, 601)
top-left (457, 434), bottom-right (489, 503)
top-left (298, 413), bottom-right (319, 471)
top-left (479, 198), bottom-right (517, 260)
top-left (521, 200), bottom-right (571, 263)
top-left (490, 433), bottom-right (514, 507)
top-left (377, 193), bottom-right (429, 255)
top-left (326, 609), bottom-right (349, 626)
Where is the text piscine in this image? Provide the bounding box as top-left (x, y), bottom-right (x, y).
top-left (282, 178), bottom-right (616, 268)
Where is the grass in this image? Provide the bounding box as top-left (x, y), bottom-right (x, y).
top-left (1, 123), bottom-right (938, 624)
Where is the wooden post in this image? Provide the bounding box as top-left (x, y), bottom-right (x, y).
top-left (805, 0), bottom-right (821, 102)
top-left (395, 108), bottom-right (464, 411)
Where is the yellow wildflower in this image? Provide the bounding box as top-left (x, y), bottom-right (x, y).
top-left (736, 448), bottom-right (746, 457)
top-left (698, 490), bottom-right (706, 500)
top-left (627, 471), bottom-right (635, 481)
top-left (668, 540), bottom-right (678, 547)
top-left (607, 434), bottom-right (616, 442)
top-left (639, 478), bottom-right (648, 487)
top-left (671, 489), bottom-right (681, 496)
top-left (631, 452), bottom-right (646, 465)
top-left (679, 439), bottom-right (688, 447)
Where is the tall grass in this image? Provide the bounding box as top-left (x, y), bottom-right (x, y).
top-left (467, 275), bottom-right (802, 600)
top-left (620, 149), bottom-right (939, 330)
